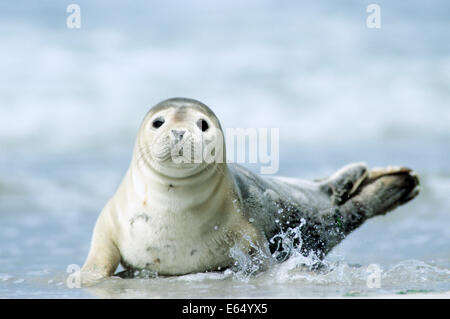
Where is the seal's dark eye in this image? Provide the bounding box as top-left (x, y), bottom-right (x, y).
top-left (197, 119), bottom-right (209, 132)
top-left (152, 118), bottom-right (165, 129)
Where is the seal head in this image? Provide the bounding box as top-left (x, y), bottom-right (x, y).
top-left (134, 98), bottom-right (225, 178)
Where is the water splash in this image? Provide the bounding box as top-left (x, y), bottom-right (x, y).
top-left (227, 234), bottom-right (270, 282)
top-left (227, 219), bottom-right (325, 282)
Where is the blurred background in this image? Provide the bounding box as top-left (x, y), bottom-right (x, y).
top-left (0, 0), bottom-right (449, 297)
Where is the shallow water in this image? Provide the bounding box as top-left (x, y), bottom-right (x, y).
top-left (1, 1), bottom-right (449, 298)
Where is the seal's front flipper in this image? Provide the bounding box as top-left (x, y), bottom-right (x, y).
top-left (80, 207), bottom-right (121, 286)
top-left (114, 269), bottom-right (135, 279)
top-left (320, 163), bottom-right (368, 205)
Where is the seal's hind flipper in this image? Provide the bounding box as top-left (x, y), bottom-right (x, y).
top-left (325, 168), bottom-right (420, 252)
top-left (320, 163), bottom-right (368, 205)
top-left (349, 167), bottom-right (420, 217)
top-left (288, 166), bottom-right (419, 259)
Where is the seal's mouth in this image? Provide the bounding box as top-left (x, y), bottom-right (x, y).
top-left (150, 142), bottom-right (204, 172)
top-left (151, 133), bottom-right (214, 170)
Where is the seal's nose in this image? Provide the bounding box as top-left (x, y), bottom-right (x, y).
top-left (171, 129), bottom-right (186, 142)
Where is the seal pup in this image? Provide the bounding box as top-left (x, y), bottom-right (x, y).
top-left (79, 97), bottom-right (420, 284)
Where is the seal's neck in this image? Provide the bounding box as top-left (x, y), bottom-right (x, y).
top-left (128, 162), bottom-right (231, 212)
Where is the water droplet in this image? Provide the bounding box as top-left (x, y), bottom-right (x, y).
top-left (275, 219), bottom-right (279, 223)
top-left (249, 218), bottom-right (255, 223)
top-left (277, 208), bottom-right (284, 214)
top-left (214, 225), bottom-right (219, 230)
